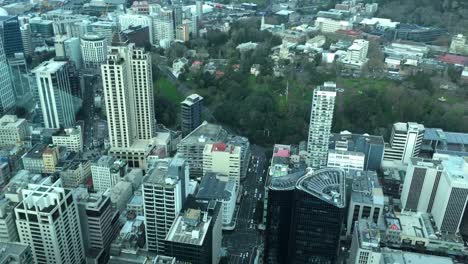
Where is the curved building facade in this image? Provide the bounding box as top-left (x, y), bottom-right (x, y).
top-left (80, 34), bottom-right (107, 70)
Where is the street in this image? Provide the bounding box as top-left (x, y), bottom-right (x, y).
top-left (223, 146), bottom-right (268, 264)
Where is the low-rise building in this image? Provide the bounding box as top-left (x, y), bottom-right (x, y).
top-left (0, 241), bottom-right (33, 264)
top-left (52, 126), bottom-right (83, 152)
top-left (0, 115), bottom-right (29, 147)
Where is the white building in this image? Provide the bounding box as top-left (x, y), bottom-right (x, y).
top-left (81, 34), bottom-right (107, 70)
top-left (314, 17), bottom-right (352, 33)
top-left (0, 34), bottom-right (15, 115)
top-left (152, 8), bottom-right (174, 45)
top-left (90, 21), bottom-right (117, 45)
top-left (203, 143), bottom-right (241, 193)
top-left (143, 157), bottom-right (189, 254)
top-left (52, 126), bottom-right (83, 152)
top-left (91, 156), bottom-right (127, 192)
top-left (109, 181), bottom-right (133, 212)
top-left (449, 34), bottom-right (468, 55)
top-left (20, 24), bottom-right (33, 56)
top-left (0, 115), bottom-right (29, 147)
top-left (32, 60), bottom-right (75, 129)
top-left (14, 178), bottom-right (85, 264)
top-left (118, 14), bottom-right (153, 44)
top-left (327, 150), bottom-right (365, 171)
top-left (342, 39), bottom-right (369, 67)
top-left (307, 82), bottom-right (337, 168)
top-left (431, 154), bottom-right (468, 234)
top-left (384, 122), bottom-right (425, 164)
top-left (0, 199), bottom-right (18, 242)
top-left (59, 160), bottom-right (91, 188)
top-left (401, 158), bottom-right (444, 213)
top-left (349, 220), bottom-right (382, 264)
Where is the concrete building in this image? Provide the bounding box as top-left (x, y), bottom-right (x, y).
top-left (109, 181), bottom-right (133, 212)
top-left (32, 60), bottom-right (75, 129)
top-left (0, 34), bottom-right (15, 115)
top-left (90, 21), bottom-right (117, 45)
top-left (0, 115), bottom-right (29, 147)
top-left (14, 178), bottom-right (85, 264)
top-left (0, 241), bottom-right (33, 264)
top-left (384, 122), bottom-right (425, 164)
top-left (42, 145), bottom-right (59, 174)
top-left (80, 34), bottom-right (107, 70)
top-left (422, 128), bottom-right (468, 157)
top-left (346, 171), bottom-right (384, 236)
top-left (21, 144), bottom-right (47, 174)
top-left (401, 158), bottom-right (444, 213)
top-left (75, 188), bottom-right (119, 257)
top-left (20, 24), bottom-right (32, 56)
top-left (59, 160), bottom-right (91, 188)
top-left (152, 8), bottom-right (174, 45)
top-left (176, 22), bottom-right (190, 42)
top-left (118, 14), bottom-right (153, 45)
top-left (342, 39), bottom-right (369, 67)
top-left (102, 36), bottom-right (156, 168)
top-left (91, 156), bottom-right (127, 192)
top-left (164, 200), bottom-right (222, 264)
top-left (108, 215), bottom-right (146, 263)
top-left (307, 82), bottom-right (337, 168)
top-left (449, 34), bottom-right (468, 55)
top-left (349, 220), bottom-right (382, 264)
top-left (314, 17), bottom-right (352, 33)
top-left (51, 126), bottom-right (83, 152)
top-left (0, 16), bottom-right (23, 58)
top-left (431, 154), bottom-right (468, 234)
top-left (196, 172), bottom-right (237, 230)
top-left (0, 199), bottom-right (18, 242)
top-left (203, 143), bottom-right (241, 193)
top-left (181, 94), bottom-right (203, 137)
top-left (327, 149), bottom-right (365, 171)
top-left (143, 157), bottom-right (189, 254)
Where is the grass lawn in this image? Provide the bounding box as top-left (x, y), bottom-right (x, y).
top-left (155, 77), bottom-right (184, 104)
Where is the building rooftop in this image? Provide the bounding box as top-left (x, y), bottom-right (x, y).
top-left (393, 122), bottom-right (425, 133)
top-left (424, 128), bottom-right (468, 145)
top-left (0, 115), bottom-right (26, 129)
top-left (196, 172), bottom-right (235, 201)
top-left (181, 94), bottom-right (203, 106)
top-left (356, 220), bottom-right (380, 250)
top-left (0, 242), bottom-right (30, 263)
top-left (93, 155), bottom-right (116, 167)
top-left (350, 171), bottom-right (384, 206)
top-left (31, 60), bottom-right (66, 74)
top-left (296, 168), bottom-right (346, 208)
top-left (143, 157), bottom-right (184, 186)
top-left (381, 249), bottom-right (454, 264)
top-left (165, 209), bottom-right (211, 246)
top-left (179, 121), bottom-right (228, 145)
top-left (433, 154), bottom-right (468, 184)
top-left (24, 144), bottom-right (47, 159)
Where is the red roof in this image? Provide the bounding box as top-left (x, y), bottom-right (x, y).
top-left (212, 143), bottom-right (227, 152)
top-left (389, 223), bottom-right (400, 230)
top-left (192, 61), bottom-right (203, 66)
top-left (438, 54), bottom-right (468, 65)
top-left (274, 149), bottom-right (290, 158)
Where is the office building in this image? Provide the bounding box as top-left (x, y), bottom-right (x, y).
top-left (0, 115), bottom-right (28, 147)
top-left (422, 128), bottom-right (468, 157)
top-left (15, 178), bottom-right (85, 264)
top-left (20, 24), bottom-right (32, 56)
top-left (51, 126), bottom-right (83, 152)
top-left (90, 21), bottom-right (117, 45)
top-left (0, 199), bottom-right (18, 242)
top-left (29, 18), bottom-right (54, 38)
top-left (346, 171), bottom-right (384, 236)
top-left (0, 16), bottom-right (23, 57)
top-left (152, 8), bottom-right (174, 45)
top-left (384, 122), bottom-right (425, 164)
top-left (449, 34), bottom-right (468, 55)
top-left (8, 54), bottom-right (33, 103)
top-left (91, 156), bottom-right (127, 192)
top-left (349, 220), bottom-right (382, 264)
top-left (164, 199), bottom-right (222, 264)
top-left (0, 34), bottom-right (14, 115)
top-left (21, 144), bottom-right (47, 174)
top-left (431, 154), bottom-right (468, 234)
top-left (109, 181), bottom-right (133, 212)
top-left (203, 143), bottom-right (241, 193)
top-left (75, 188), bottom-right (119, 256)
top-left (143, 157), bottom-right (189, 254)
top-left (59, 160), bottom-right (91, 188)
top-left (307, 82), bottom-right (337, 168)
top-left (314, 17), bottom-right (352, 33)
top-left (0, 241), bottom-right (33, 264)
top-left (181, 94), bottom-right (203, 137)
top-left (394, 24), bottom-right (446, 43)
top-left (176, 23), bottom-right (190, 42)
top-left (108, 215), bottom-right (146, 263)
top-left (102, 36), bottom-right (156, 168)
top-left (81, 34), bottom-right (107, 70)
top-left (400, 158), bottom-right (443, 213)
top-left (196, 172), bottom-right (237, 230)
top-left (196, 1), bottom-right (203, 19)
top-left (118, 14), bottom-right (153, 45)
top-left (32, 60), bottom-right (75, 129)
top-left (42, 145), bottom-right (59, 174)
top-left (327, 149), bottom-right (365, 171)
top-left (121, 25), bottom-right (150, 48)
top-left (264, 168), bottom-right (346, 264)
top-left (342, 39), bottom-right (369, 67)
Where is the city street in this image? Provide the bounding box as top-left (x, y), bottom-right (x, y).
top-left (223, 146), bottom-right (268, 264)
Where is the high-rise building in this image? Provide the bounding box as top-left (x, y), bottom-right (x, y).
top-left (264, 168), bottom-right (346, 264)
top-left (90, 21), bottom-right (117, 45)
top-left (181, 94), bottom-right (203, 137)
top-left (118, 14), bottom-right (153, 45)
top-left (8, 54), bottom-right (33, 102)
top-left (14, 178), bottom-right (85, 264)
top-left (0, 16), bottom-right (24, 57)
top-left (203, 143), bottom-right (241, 193)
top-left (143, 157), bottom-right (189, 254)
top-left (152, 8), bottom-right (174, 45)
top-left (0, 115), bottom-right (29, 147)
top-left (384, 122), bottom-right (425, 164)
top-left (101, 37), bottom-right (155, 149)
top-left (75, 188), bottom-right (119, 256)
top-left (346, 171), bottom-right (384, 236)
top-left (196, 1), bottom-right (203, 19)
top-left (80, 34), bottom-right (107, 70)
top-left (31, 60), bottom-right (75, 129)
top-left (307, 82), bottom-right (337, 168)
top-left (164, 200), bottom-right (222, 264)
top-left (431, 154), bottom-right (468, 234)
top-left (400, 158), bottom-right (443, 213)
top-left (91, 156), bottom-right (127, 192)
top-left (20, 24), bottom-right (32, 56)
top-left (0, 34), bottom-right (15, 115)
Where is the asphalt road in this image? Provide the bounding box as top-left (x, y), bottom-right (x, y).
top-left (223, 146), bottom-right (268, 264)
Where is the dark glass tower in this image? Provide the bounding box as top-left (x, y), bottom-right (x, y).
top-left (264, 168), bottom-right (346, 264)
top-left (0, 16), bottom-right (24, 57)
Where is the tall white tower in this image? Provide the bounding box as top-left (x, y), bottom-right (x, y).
top-left (101, 35), bottom-right (155, 149)
top-left (307, 82), bottom-right (337, 168)
top-left (14, 178), bottom-right (85, 264)
top-left (383, 122), bottom-right (425, 163)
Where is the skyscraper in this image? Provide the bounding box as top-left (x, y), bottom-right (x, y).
top-left (143, 157), bottom-right (189, 254)
top-left (153, 8), bottom-right (175, 44)
top-left (32, 60), bottom-right (75, 129)
top-left (0, 16), bottom-right (24, 57)
top-left (181, 94), bottom-right (203, 137)
top-left (307, 82), bottom-right (337, 168)
top-left (0, 33), bottom-right (14, 115)
top-left (81, 34), bottom-right (107, 70)
top-left (101, 36), bottom-right (155, 150)
top-left (383, 122), bottom-right (425, 164)
top-left (14, 178), bottom-right (85, 264)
